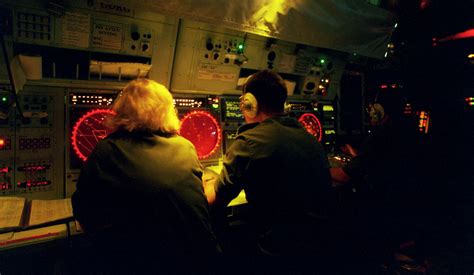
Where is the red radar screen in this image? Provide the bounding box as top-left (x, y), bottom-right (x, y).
top-left (71, 109), bottom-right (115, 161)
top-left (179, 110), bottom-right (222, 160)
top-left (298, 113), bottom-right (323, 141)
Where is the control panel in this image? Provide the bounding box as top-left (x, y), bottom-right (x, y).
top-left (65, 89), bottom-right (119, 197)
top-left (0, 86), bottom-right (64, 199)
top-left (171, 21), bottom-right (245, 92)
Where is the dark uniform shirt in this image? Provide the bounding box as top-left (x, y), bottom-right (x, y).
top-left (72, 130), bottom-right (219, 260)
top-left (340, 118), bottom-right (423, 259)
top-left (215, 116), bottom-right (333, 255)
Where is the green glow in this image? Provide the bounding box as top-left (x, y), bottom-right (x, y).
top-left (320, 59), bottom-right (325, 64)
top-left (1, 97), bottom-right (6, 102)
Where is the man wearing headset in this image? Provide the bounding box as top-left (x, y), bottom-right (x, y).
top-left (203, 70), bottom-right (333, 257)
top-left (330, 89), bottom-right (423, 264)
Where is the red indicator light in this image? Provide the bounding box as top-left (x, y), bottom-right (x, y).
top-left (380, 84), bottom-right (388, 89)
top-left (298, 113), bottom-right (323, 142)
top-left (0, 139), bottom-right (4, 146)
top-left (71, 109), bottom-right (115, 162)
top-left (179, 111), bottom-right (222, 160)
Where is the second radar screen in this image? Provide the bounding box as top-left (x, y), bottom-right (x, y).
top-left (71, 109), bottom-right (115, 162)
top-left (179, 110), bottom-right (222, 160)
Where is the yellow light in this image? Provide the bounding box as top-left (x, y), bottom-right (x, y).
top-left (468, 54), bottom-right (474, 59)
top-left (323, 105), bottom-right (333, 111)
top-left (252, 0), bottom-right (293, 31)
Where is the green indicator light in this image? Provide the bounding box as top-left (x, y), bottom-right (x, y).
top-left (212, 103), bottom-right (219, 109)
top-left (1, 97), bottom-right (6, 102)
top-left (237, 43), bottom-right (245, 54)
top-left (320, 59), bottom-right (325, 64)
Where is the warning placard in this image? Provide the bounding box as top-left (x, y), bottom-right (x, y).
top-left (92, 22), bottom-right (123, 51)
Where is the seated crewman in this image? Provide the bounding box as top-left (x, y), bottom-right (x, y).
top-left (204, 70), bottom-right (334, 257)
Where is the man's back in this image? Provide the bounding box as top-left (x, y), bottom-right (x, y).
top-left (238, 116), bottom-right (331, 217)
top-left (218, 116), bottom-right (333, 255)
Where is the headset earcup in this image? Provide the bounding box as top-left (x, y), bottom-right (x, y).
top-left (241, 93), bottom-right (258, 119)
top-left (370, 103), bottom-right (385, 123)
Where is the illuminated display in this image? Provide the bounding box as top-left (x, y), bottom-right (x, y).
top-left (17, 180), bottom-right (51, 188)
top-left (17, 164), bottom-right (51, 172)
top-left (417, 111), bottom-right (431, 134)
top-left (466, 97), bottom-right (474, 106)
top-left (224, 99), bottom-right (244, 120)
top-left (323, 105), bottom-right (334, 111)
top-left (71, 109), bottom-right (115, 162)
top-left (298, 113), bottom-right (323, 141)
top-left (174, 98), bottom-right (204, 108)
top-left (0, 137), bottom-right (11, 150)
top-left (70, 93), bottom-right (116, 106)
top-left (179, 111), bottom-right (222, 160)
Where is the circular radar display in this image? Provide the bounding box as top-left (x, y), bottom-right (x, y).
top-left (71, 109), bottom-right (115, 162)
top-left (179, 110), bottom-right (222, 160)
top-left (298, 113), bottom-right (323, 141)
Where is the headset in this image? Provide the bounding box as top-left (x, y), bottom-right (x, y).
top-left (369, 102), bottom-right (385, 124)
top-left (240, 92), bottom-right (258, 119)
top-left (240, 75), bottom-right (259, 119)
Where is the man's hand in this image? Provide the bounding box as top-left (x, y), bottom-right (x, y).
top-left (342, 144), bottom-right (358, 157)
top-left (202, 168), bottom-right (218, 205)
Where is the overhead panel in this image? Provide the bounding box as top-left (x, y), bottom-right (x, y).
top-left (171, 20), bottom-right (245, 93)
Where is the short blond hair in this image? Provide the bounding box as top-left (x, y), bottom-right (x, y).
top-left (107, 78), bottom-right (180, 134)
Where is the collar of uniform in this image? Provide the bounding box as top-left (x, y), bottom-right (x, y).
top-left (236, 122), bottom-right (260, 134)
top-left (236, 115), bottom-right (298, 134)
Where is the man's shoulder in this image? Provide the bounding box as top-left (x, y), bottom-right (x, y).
top-left (236, 122), bottom-right (260, 134)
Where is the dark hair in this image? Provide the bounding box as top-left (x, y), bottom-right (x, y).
top-left (243, 70), bottom-right (287, 114)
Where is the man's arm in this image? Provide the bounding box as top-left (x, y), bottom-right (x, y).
top-left (202, 169), bottom-right (218, 205)
top-left (204, 138), bottom-right (252, 208)
top-left (330, 167), bottom-right (351, 184)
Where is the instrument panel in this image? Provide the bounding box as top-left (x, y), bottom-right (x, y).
top-left (1, 85), bottom-right (337, 199)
